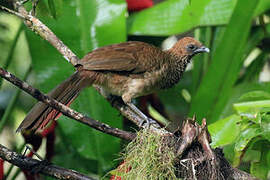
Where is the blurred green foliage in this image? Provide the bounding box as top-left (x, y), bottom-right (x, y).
top-left (0, 0), bottom-right (270, 179)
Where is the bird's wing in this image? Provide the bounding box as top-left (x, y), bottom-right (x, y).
top-left (79, 41), bottom-right (160, 74)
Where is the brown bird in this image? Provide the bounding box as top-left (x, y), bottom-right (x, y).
top-left (16, 37), bottom-right (209, 132)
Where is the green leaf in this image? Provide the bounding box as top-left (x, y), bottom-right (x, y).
top-left (31, 0), bottom-right (48, 17)
top-left (261, 114), bottom-right (270, 141)
top-left (204, 26), bottom-right (270, 121)
top-left (48, 0), bottom-right (57, 19)
top-left (250, 141), bottom-right (270, 180)
top-left (49, 136), bottom-right (99, 177)
top-left (234, 100), bottom-right (270, 115)
top-left (208, 115), bottom-right (240, 148)
top-left (24, 0), bottom-right (127, 175)
top-left (191, 27), bottom-right (212, 95)
top-left (127, 0), bottom-right (270, 36)
top-left (238, 52), bottom-right (268, 83)
top-left (127, 0), bottom-right (236, 36)
top-left (255, 0), bottom-right (270, 16)
top-left (234, 126), bottom-right (261, 152)
top-left (233, 125), bottom-right (261, 166)
top-left (148, 105), bottom-right (169, 126)
top-left (238, 91), bottom-right (270, 103)
top-left (242, 149), bottom-right (261, 163)
top-left (221, 82), bottom-right (270, 119)
top-left (189, 0), bottom-right (260, 124)
top-left (0, 24), bottom-right (23, 88)
top-left (157, 71), bottom-right (191, 125)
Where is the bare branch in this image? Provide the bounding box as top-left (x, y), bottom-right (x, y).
top-left (0, 144), bottom-right (94, 180)
top-left (0, 4), bottom-right (80, 66)
top-left (0, 67), bottom-right (136, 141)
top-left (0, 5), bottom-right (26, 19)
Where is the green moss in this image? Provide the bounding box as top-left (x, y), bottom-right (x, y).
top-left (117, 129), bottom-right (177, 180)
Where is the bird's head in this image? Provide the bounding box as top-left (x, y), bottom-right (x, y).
top-left (169, 37), bottom-right (209, 57)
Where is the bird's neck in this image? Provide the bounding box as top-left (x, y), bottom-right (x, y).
top-left (165, 49), bottom-right (191, 72)
top-left (158, 51), bottom-right (191, 89)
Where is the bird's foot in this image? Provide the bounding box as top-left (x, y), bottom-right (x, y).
top-left (125, 102), bottom-right (159, 128)
top-left (22, 144), bottom-right (50, 174)
top-left (29, 159), bottom-right (50, 174)
top-left (139, 117), bottom-right (157, 129)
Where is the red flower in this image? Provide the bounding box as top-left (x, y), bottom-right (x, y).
top-left (126, 0), bottom-right (153, 11)
top-left (0, 159), bottom-right (4, 180)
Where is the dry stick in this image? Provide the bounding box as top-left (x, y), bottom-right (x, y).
top-left (0, 144), bottom-right (93, 180)
top-left (0, 5), bottom-right (26, 19)
top-left (0, 67), bottom-right (135, 141)
top-left (0, 4), bottom-right (79, 66)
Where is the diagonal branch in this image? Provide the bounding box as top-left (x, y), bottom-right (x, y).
top-left (0, 67), bottom-right (136, 141)
top-left (0, 144), bottom-right (94, 180)
top-left (0, 3), bottom-right (79, 66)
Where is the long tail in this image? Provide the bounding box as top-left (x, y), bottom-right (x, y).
top-left (16, 71), bottom-right (91, 133)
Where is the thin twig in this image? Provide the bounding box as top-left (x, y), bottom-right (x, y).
top-left (0, 67), bottom-right (136, 141)
top-left (0, 4), bottom-right (80, 66)
top-left (0, 144), bottom-right (94, 180)
top-left (0, 5), bottom-right (26, 19)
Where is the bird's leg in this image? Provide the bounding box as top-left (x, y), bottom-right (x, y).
top-left (23, 145), bottom-right (50, 174)
top-left (126, 102), bottom-right (157, 128)
top-left (122, 92), bottom-right (158, 128)
top-left (106, 92), bottom-right (156, 127)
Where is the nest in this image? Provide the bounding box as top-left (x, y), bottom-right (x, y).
top-left (114, 118), bottom-right (256, 180)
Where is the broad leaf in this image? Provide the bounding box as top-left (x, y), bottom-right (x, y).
top-left (189, 0), bottom-right (260, 123)
top-left (208, 115), bottom-right (240, 148)
top-left (233, 125), bottom-right (261, 166)
top-left (127, 0), bottom-right (270, 36)
top-left (250, 140), bottom-right (270, 180)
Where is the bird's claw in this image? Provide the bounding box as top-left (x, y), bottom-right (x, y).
top-left (139, 117), bottom-right (157, 128)
top-left (29, 160), bottom-right (50, 174)
top-left (22, 145), bottom-right (50, 174)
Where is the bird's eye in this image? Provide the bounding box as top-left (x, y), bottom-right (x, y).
top-left (187, 44), bottom-right (196, 50)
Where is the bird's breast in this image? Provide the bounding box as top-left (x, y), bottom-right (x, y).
top-left (155, 63), bottom-right (184, 89)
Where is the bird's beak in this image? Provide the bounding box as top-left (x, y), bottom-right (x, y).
top-left (194, 46), bottom-right (210, 53)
